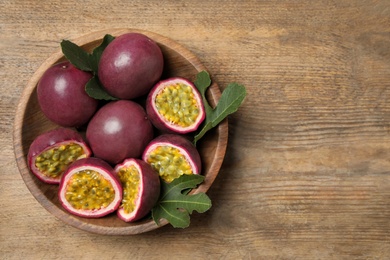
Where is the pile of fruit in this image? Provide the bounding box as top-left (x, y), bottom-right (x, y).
top-left (28, 32), bottom-right (246, 227)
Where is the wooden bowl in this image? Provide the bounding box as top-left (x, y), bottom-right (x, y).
top-left (13, 28), bottom-right (228, 235)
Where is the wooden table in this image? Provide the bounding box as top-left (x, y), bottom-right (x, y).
top-left (2, 0), bottom-right (390, 258)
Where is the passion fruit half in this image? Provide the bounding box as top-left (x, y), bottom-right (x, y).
top-left (142, 134), bottom-right (202, 183)
top-left (114, 158), bottom-right (160, 222)
top-left (146, 77), bottom-right (205, 134)
top-left (58, 157), bottom-right (122, 218)
top-left (27, 128), bottom-right (91, 184)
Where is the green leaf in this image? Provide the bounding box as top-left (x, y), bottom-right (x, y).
top-left (209, 83), bottom-right (246, 127)
top-left (61, 35), bottom-right (118, 101)
top-left (61, 34), bottom-right (115, 74)
top-left (60, 40), bottom-right (93, 72)
top-left (90, 34), bottom-right (115, 73)
top-left (194, 70), bottom-right (211, 93)
top-left (85, 76), bottom-right (118, 101)
top-left (152, 175), bottom-right (212, 228)
top-left (193, 80), bottom-right (247, 144)
top-left (194, 70), bottom-right (213, 113)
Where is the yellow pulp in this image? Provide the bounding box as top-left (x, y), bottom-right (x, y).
top-left (146, 145), bottom-right (193, 183)
top-left (155, 83), bottom-right (200, 127)
top-left (65, 170), bottom-right (115, 210)
top-left (35, 143), bottom-right (85, 178)
top-left (117, 165), bottom-right (140, 214)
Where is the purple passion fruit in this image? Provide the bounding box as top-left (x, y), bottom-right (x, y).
top-left (142, 134), bottom-right (201, 183)
top-left (28, 128), bottom-right (91, 184)
top-left (114, 158), bottom-right (160, 222)
top-left (98, 33), bottom-right (164, 99)
top-left (58, 157), bottom-right (122, 218)
top-left (146, 77), bottom-right (205, 134)
top-left (86, 100), bottom-right (154, 165)
top-left (37, 61), bottom-right (98, 127)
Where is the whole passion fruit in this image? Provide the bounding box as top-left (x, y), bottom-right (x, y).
top-left (98, 33), bottom-right (164, 100)
top-left (58, 157), bottom-right (122, 218)
top-left (114, 158), bottom-right (160, 222)
top-left (146, 77), bottom-right (205, 134)
top-left (142, 134), bottom-right (201, 183)
top-left (86, 100), bottom-right (154, 165)
top-left (37, 61), bottom-right (99, 127)
top-left (27, 128), bottom-right (91, 184)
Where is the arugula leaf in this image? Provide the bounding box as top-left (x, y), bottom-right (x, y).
top-left (60, 40), bottom-right (93, 72)
top-left (85, 76), bottom-right (118, 101)
top-left (90, 34), bottom-right (115, 72)
top-left (152, 175), bottom-right (212, 228)
top-left (193, 71), bottom-right (247, 144)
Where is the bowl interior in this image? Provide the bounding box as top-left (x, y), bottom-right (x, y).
top-left (13, 28), bottom-right (228, 235)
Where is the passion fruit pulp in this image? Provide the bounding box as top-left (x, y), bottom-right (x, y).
top-left (58, 157), bottom-right (122, 218)
top-left (27, 128), bottom-right (91, 184)
top-left (115, 158), bottom-right (160, 222)
top-left (146, 77), bottom-right (205, 134)
top-left (142, 134), bottom-right (202, 183)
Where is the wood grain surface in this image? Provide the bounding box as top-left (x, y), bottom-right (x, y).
top-left (1, 0), bottom-right (390, 259)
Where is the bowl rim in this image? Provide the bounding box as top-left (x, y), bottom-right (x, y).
top-left (13, 28), bottom-right (228, 235)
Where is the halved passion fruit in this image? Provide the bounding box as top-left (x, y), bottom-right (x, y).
top-left (27, 128), bottom-right (91, 184)
top-left (142, 134), bottom-right (202, 183)
top-left (114, 158), bottom-right (160, 222)
top-left (58, 157), bottom-right (122, 218)
top-left (146, 77), bottom-right (205, 134)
